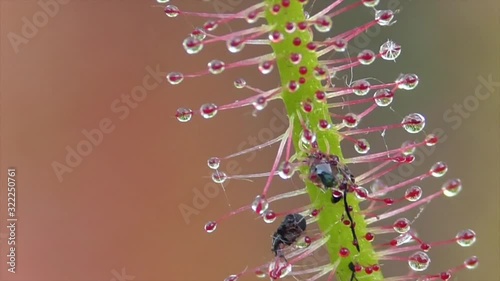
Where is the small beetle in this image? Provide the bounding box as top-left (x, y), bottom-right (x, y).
top-left (271, 213), bottom-right (307, 257)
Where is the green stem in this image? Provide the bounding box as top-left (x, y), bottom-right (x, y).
top-left (264, 1), bottom-right (383, 280)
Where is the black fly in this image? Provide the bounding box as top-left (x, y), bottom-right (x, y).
top-left (307, 153), bottom-right (339, 189)
top-left (308, 152), bottom-right (355, 191)
top-left (307, 152), bottom-right (361, 252)
top-left (271, 213), bottom-right (307, 258)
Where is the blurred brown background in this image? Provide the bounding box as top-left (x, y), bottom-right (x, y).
top-left (0, 0), bottom-right (498, 281)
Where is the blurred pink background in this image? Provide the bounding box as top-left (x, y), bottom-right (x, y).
top-left (0, 1), bottom-right (499, 281)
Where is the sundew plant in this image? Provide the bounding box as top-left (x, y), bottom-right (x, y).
top-left (162, 0), bottom-right (478, 280)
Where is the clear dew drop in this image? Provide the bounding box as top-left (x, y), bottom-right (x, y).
top-left (166, 72), bottom-right (184, 85)
top-left (294, 241), bottom-right (307, 249)
top-left (355, 139), bottom-right (370, 154)
top-left (164, 5), bottom-right (179, 17)
top-left (331, 38), bottom-right (347, 52)
top-left (380, 40), bottom-right (401, 61)
top-left (406, 155), bottom-right (416, 164)
top-left (394, 232), bottom-right (413, 246)
top-left (352, 79), bottom-right (371, 96)
top-left (224, 275), bottom-right (238, 281)
top-left (255, 269), bottom-right (266, 278)
top-left (441, 178), bottom-right (462, 197)
top-left (408, 251), bottom-right (431, 272)
top-left (439, 271), bottom-right (452, 281)
top-left (313, 65), bottom-right (329, 81)
top-left (456, 229), bottom-right (476, 247)
top-left (263, 210), bottom-right (277, 223)
top-left (374, 89), bottom-right (394, 106)
top-left (370, 179), bottom-right (387, 197)
top-left (251, 195), bottom-right (269, 215)
top-left (393, 218), bottom-right (411, 233)
top-left (405, 186), bottom-right (422, 202)
top-left (157, 0), bottom-right (169, 3)
top-left (425, 134), bottom-right (439, 146)
top-left (204, 221), bottom-right (217, 233)
top-left (301, 101), bottom-right (313, 113)
top-left (270, 4), bottom-right (281, 15)
top-left (318, 119), bottom-right (331, 131)
top-left (397, 73), bottom-right (419, 90)
top-left (301, 129), bottom-right (316, 145)
top-left (289, 53), bottom-right (302, 64)
top-left (207, 157), bottom-right (221, 169)
top-left (401, 140), bottom-right (417, 155)
top-left (402, 113), bottom-right (426, 133)
top-left (208, 59), bottom-right (226, 74)
top-left (343, 113), bottom-right (360, 128)
top-left (288, 80), bottom-right (299, 92)
top-left (355, 186), bottom-right (369, 200)
top-left (182, 36), bottom-right (203, 54)
top-left (375, 10), bottom-right (395, 26)
top-left (200, 103), bottom-right (218, 119)
top-left (362, 0), bottom-right (380, 7)
top-left (294, 236), bottom-right (311, 249)
top-left (269, 30), bottom-right (284, 43)
top-left (313, 16), bottom-right (333, 32)
top-left (175, 107), bottom-right (193, 122)
top-left (278, 161), bottom-right (294, 179)
top-left (253, 96), bottom-right (268, 110)
top-left (464, 256), bottom-right (479, 269)
top-left (258, 60), bottom-right (274, 74)
top-left (234, 78), bottom-right (247, 89)
top-left (285, 22), bottom-right (296, 34)
top-left (190, 27), bottom-right (206, 40)
top-left (430, 161), bottom-right (448, 177)
top-left (227, 37), bottom-right (245, 53)
top-left (203, 20), bottom-right (218, 31)
top-left (358, 49), bottom-right (376, 65)
top-left (211, 171), bottom-right (227, 184)
top-left (245, 9), bottom-right (260, 24)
